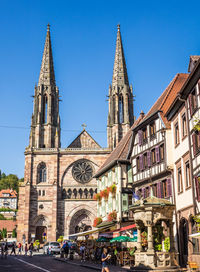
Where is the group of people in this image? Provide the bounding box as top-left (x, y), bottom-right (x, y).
top-left (0, 242), bottom-right (34, 258)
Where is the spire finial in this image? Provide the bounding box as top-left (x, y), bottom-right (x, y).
top-left (117, 24), bottom-right (120, 31)
top-left (82, 123), bottom-right (87, 130)
top-left (47, 23), bottom-right (50, 32)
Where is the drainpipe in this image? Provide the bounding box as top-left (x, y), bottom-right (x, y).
top-left (177, 95), bottom-right (196, 216)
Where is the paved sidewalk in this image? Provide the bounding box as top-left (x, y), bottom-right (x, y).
top-left (54, 256), bottom-right (131, 271)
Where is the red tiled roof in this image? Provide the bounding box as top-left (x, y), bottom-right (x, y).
top-left (141, 73), bottom-right (189, 128)
top-left (0, 220), bottom-right (17, 231)
top-left (0, 189), bottom-right (17, 198)
top-left (95, 115), bottom-right (143, 176)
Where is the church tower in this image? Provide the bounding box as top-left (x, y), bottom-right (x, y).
top-left (29, 24), bottom-right (60, 148)
top-left (107, 25), bottom-right (134, 150)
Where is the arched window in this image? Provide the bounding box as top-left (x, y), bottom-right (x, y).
top-left (119, 95), bottom-right (124, 123)
top-left (37, 162), bottom-right (47, 183)
top-left (43, 95), bottom-right (48, 124)
top-left (113, 96), bottom-right (116, 123)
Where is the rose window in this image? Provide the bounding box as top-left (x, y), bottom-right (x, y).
top-left (72, 160), bottom-right (93, 183)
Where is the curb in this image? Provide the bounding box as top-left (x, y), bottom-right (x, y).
top-left (54, 257), bottom-right (101, 271)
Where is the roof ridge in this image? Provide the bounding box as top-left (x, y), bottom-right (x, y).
top-left (117, 129), bottom-right (132, 159)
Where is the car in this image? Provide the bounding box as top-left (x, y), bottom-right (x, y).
top-left (43, 242), bottom-right (61, 255)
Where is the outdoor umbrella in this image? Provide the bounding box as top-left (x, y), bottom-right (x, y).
top-left (110, 236), bottom-right (131, 243)
top-left (96, 237), bottom-right (110, 242)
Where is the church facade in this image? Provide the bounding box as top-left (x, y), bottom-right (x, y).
top-left (17, 24), bottom-right (134, 243)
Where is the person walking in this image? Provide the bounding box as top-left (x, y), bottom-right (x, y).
top-left (80, 244), bottom-right (85, 262)
top-left (1, 243), bottom-right (4, 259)
top-left (18, 242), bottom-right (22, 255)
top-left (101, 247), bottom-right (111, 272)
top-left (10, 242), bottom-right (16, 256)
top-left (29, 243), bottom-right (34, 257)
top-left (24, 243), bottom-right (28, 256)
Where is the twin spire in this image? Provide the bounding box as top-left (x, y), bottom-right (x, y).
top-left (38, 24), bottom-right (55, 86)
top-left (112, 24), bottom-right (129, 88)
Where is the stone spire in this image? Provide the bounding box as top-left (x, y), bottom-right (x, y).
top-left (38, 24), bottom-right (55, 86)
top-left (107, 25), bottom-right (134, 150)
top-left (29, 25), bottom-right (61, 149)
top-left (112, 24), bottom-right (129, 88)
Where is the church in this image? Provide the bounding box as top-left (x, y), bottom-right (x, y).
top-left (17, 24), bottom-right (134, 243)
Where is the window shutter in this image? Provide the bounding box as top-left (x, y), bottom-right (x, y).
top-left (122, 194), bottom-right (128, 212)
top-left (157, 182), bottom-right (162, 198)
top-left (138, 130), bottom-right (143, 146)
top-left (147, 151), bottom-right (151, 167)
top-left (195, 177), bottom-right (200, 202)
top-left (139, 155), bottom-right (144, 170)
top-left (127, 165), bottom-right (132, 183)
top-left (155, 146), bottom-right (160, 163)
top-left (192, 133), bottom-right (197, 156)
top-left (167, 178), bottom-right (172, 197)
top-left (188, 94), bottom-right (193, 117)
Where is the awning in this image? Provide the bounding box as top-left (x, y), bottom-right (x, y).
top-left (99, 224), bottom-right (136, 238)
top-left (68, 224), bottom-right (116, 238)
top-left (119, 224), bottom-right (136, 232)
top-left (189, 233), bottom-right (200, 238)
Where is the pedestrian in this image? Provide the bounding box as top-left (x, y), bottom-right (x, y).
top-left (101, 247), bottom-right (111, 272)
top-left (25, 243), bottom-right (28, 256)
top-left (18, 242), bottom-right (22, 255)
top-left (63, 242), bottom-right (69, 260)
top-left (10, 242), bottom-right (16, 256)
top-left (29, 243), bottom-right (34, 257)
top-left (1, 243), bottom-right (4, 259)
top-left (80, 243), bottom-right (85, 262)
top-left (4, 242), bottom-right (8, 259)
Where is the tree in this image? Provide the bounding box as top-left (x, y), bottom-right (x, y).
top-left (0, 174), bottom-right (20, 193)
top-left (12, 228), bottom-right (17, 238)
top-left (2, 228), bottom-right (7, 239)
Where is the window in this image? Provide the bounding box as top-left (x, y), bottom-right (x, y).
top-left (136, 157), bottom-right (140, 172)
top-left (152, 184), bottom-right (157, 197)
top-left (189, 87), bottom-right (198, 116)
top-left (38, 190), bottom-right (41, 196)
top-left (160, 144), bottom-right (164, 161)
top-left (162, 180), bottom-right (167, 198)
top-left (185, 161), bottom-right (191, 188)
top-left (149, 122), bottom-right (156, 139)
top-left (37, 162), bottom-right (47, 183)
top-left (43, 95), bottom-right (48, 124)
top-left (177, 167), bottom-right (183, 193)
top-left (142, 128), bottom-right (148, 144)
top-left (42, 190), bottom-right (45, 196)
top-left (128, 194), bottom-right (132, 206)
top-left (144, 153), bottom-right (147, 169)
top-left (182, 114), bottom-right (187, 138)
top-left (151, 149), bottom-right (156, 165)
top-left (192, 131), bottom-right (200, 156)
top-left (174, 122), bottom-right (180, 146)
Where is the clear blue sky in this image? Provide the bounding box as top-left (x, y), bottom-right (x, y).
top-left (0, 0), bottom-right (200, 178)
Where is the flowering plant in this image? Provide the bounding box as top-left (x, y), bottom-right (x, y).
top-left (93, 217), bottom-right (102, 227)
top-left (108, 184), bottom-right (117, 195)
top-left (101, 188), bottom-right (109, 200)
top-left (93, 193), bottom-right (102, 202)
top-left (108, 210), bottom-right (117, 221)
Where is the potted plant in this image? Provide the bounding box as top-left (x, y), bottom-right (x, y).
top-left (93, 217), bottom-right (102, 227)
top-left (101, 188), bottom-right (109, 200)
top-left (108, 184), bottom-right (117, 196)
top-left (93, 193), bottom-right (102, 202)
top-left (108, 211), bottom-right (117, 221)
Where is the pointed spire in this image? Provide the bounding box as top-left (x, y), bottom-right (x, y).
top-left (112, 24), bottom-right (129, 87)
top-left (38, 24), bottom-right (55, 86)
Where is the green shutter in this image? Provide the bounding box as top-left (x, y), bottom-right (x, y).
top-left (108, 171), bottom-right (112, 186)
top-left (122, 194), bottom-right (128, 212)
top-left (116, 194), bottom-right (119, 212)
top-left (127, 165), bottom-right (132, 184)
top-left (115, 168), bottom-right (118, 184)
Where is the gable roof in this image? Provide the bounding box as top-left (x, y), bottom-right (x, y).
top-left (94, 116), bottom-right (143, 177)
top-left (67, 129), bottom-right (101, 149)
top-left (137, 73), bottom-right (189, 129)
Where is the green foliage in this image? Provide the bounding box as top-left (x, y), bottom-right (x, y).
top-left (12, 228), bottom-right (17, 238)
top-left (193, 118), bottom-right (200, 131)
top-left (193, 215), bottom-right (200, 232)
top-left (0, 208), bottom-right (17, 212)
top-left (164, 237), bottom-right (170, 252)
top-left (154, 244), bottom-right (162, 251)
top-left (0, 170), bottom-right (23, 193)
top-left (0, 214), bottom-right (6, 220)
top-left (1, 228), bottom-right (7, 238)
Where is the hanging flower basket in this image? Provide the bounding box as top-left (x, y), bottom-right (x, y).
top-left (93, 193), bottom-right (102, 202)
top-left (108, 210), bottom-right (117, 221)
top-left (101, 188), bottom-right (109, 200)
top-left (93, 217), bottom-right (102, 227)
top-left (108, 184), bottom-right (117, 196)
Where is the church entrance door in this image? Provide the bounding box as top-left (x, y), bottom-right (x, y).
top-left (36, 226), bottom-right (47, 244)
